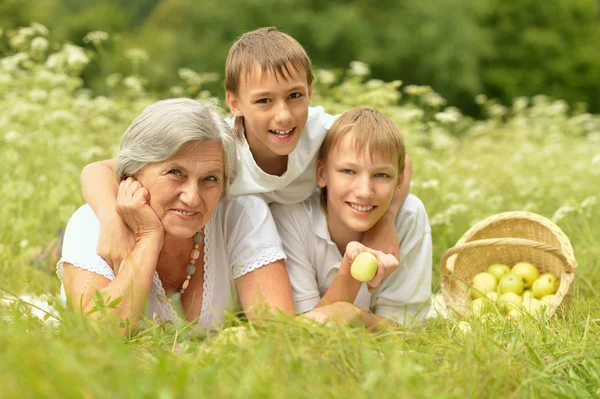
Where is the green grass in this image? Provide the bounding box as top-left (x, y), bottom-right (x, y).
top-left (1, 24), bottom-right (600, 398)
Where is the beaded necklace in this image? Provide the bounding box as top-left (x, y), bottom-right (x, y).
top-left (163, 230), bottom-right (203, 303)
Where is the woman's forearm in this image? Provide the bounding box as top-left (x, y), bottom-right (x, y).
top-left (82, 234), bottom-right (163, 326)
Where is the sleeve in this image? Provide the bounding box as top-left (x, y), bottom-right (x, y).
top-left (270, 202), bottom-right (321, 314)
top-left (223, 195), bottom-right (287, 279)
top-left (56, 205), bottom-right (116, 283)
top-left (373, 197), bottom-right (432, 324)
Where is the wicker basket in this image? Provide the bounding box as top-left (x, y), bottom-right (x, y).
top-left (440, 211), bottom-right (577, 318)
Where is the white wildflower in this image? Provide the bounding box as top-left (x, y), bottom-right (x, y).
top-left (421, 179), bottom-right (440, 189)
top-left (125, 48), bottom-right (149, 64)
top-left (0, 52), bottom-right (29, 71)
top-left (20, 239), bottom-right (29, 249)
top-left (30, 22), bottom-right (49, 36)
top-left (30, 37), bottom-right (49, 53)
top-left (4, 131), bottom-right (20, 142)
top-left (170, 86), bottom-right (185, 97)
top-left (365, 79), bottom-right (384, 89)
top-left (10, 34), bottom-right (28, 50)
top-left (475, 94), bottom-right (487, 105)
top-left (581, 196), bottom-right (597, 209)
top-left (404, 85), bottom-right (432, 96)
top-left (423, 92), bottom-right (446, 108)
top-left (446, 203), bottom-right (469, 216)
top-left (592, 154), bottom-right (600, 167)
top-left (64, 44), bottom-right (89, 70)
top-left (551, 205), bottom-right (576, 223)
top-left (435, 111), bottom-right (459, 123)
top-left (429, 212), bottom-right (449, 227)
top-left (28, 89), bottom-right (48, 103)
top-left (105, 73), bottom-right (122, 88)
top-left (550, 100), bottom-right (568, 115)
top-left (316, 69), bottom-right (336, 85)
top-left (512, 97), bottom-right (528, 112)
top-left (39, 175), bottom-right (47, 182)
top-left (83, 31), bottom-right (109, 46)
top-left (123, 76), bottom-right (145, 95)
top-left (401, 108), bottom-right (424, 121)
top-left (488, 104), bottom-right (507, 118)
top-left (349, 61), bottom-right (370, 77)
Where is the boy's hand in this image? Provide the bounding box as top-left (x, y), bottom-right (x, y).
top-left (96, 215), bottom-right (135, 274)
top-left (302, 302), bottom-right (363, 327)
top-left (341, 241), bottom-right (400, 291)
top-left (117, 177), bottom-right (164, 243)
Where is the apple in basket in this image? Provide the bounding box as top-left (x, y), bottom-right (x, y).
top-left (487, 263), bottom-right (511, 281)
top-left (497, 274), bottom-right (525, 295)
top-left (471, 272), bottom-right (497, 299)
top-left (511, 262), bottom-right (540, 288)
top-left (532, 273), bottom-right (560, 298)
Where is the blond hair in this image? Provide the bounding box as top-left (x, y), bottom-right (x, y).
top-left (225, 27), bottom-right (314, 138)
top-left (318, 107), bottom-right (406, 208)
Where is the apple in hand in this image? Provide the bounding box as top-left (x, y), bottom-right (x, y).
top-left (487, 263), bottom-right (511, 281)
top-left (497, 274), bottom-right (525, 295)
top-left (471, 272), bottom-right (497, 299)
top-left (532, 273), bottom-right (560, 298)
top-left (350, 252), bottom-right (379, 282)
top-left (511, 262), bottom-right (540, 288)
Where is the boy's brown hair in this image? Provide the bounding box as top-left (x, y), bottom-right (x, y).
top-left (225, 26), bottom-right (314, 94)
top-left (318, 107), bottom-right (406, 208)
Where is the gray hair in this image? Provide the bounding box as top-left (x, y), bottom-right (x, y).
top-left (115, 98), bottom-right (238, 198)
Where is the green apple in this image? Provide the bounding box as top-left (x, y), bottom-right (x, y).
top-left (532, 273), bottom-right (560, 298)
top-left (507, 308), bottom-right (522, 322)
top-left (522, 297), bottom-right (545, 318)
top-left (485, 291), bottom-right (499, 302)
top-left (350, 252), bottom-right (379, 282)
top-left (455, 320), bottom-right (472, 335)
top-left (511, 262), bottom-right (540, 288)
top-left (497, 274), bottom-right (525, 295)
top-left (540, 294), bottom-right (557, 307)
top-left (487, 263), bottom-right (511, 281)
top-left (498, 292), bottom-right (522, 313)
top-left (522, 290), bottom-right (533, 301)
top-left (468, 298), bottom-right (487, 318)
top-left (471, 272), bottom-right (498, 299)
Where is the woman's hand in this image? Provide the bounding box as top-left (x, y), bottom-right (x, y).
top-left (117, 177), bottom-right (164, 241)
top-left (342, 241), bottom-right (400, 292)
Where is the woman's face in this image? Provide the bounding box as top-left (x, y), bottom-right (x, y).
top-left (317, 134), bottom-right (401, 234)
top-left (135, 140), bottom-right (225, 238)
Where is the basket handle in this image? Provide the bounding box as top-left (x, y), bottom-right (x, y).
top-left (440, 237), bottom-right (574, 275)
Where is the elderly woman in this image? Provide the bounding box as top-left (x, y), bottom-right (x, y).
top-left (57, 99), bottom-right (295, 329)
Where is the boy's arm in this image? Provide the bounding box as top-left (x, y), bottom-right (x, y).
top-left (81, 159), bottom-right (135, 270)
top-left (362, 155), bottom-right (412, 266)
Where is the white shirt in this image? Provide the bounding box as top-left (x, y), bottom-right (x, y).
top-left (228, 106), bottom-right (336, 204)
top-left (56, 195), bottom-right (286, 330)
top-left (271, 192), bottom-right (432, 324)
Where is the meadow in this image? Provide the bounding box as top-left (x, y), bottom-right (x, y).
top-left (1, 25), bottom-right (600, 398)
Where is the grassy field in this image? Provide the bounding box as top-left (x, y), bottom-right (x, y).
top-left (1, 25), bottom-right (600, 398)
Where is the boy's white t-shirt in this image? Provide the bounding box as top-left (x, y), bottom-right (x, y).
top-left (270, 192), bottom-right (433, 324)
top-left (56, 195), bottom-right (286, 330)
top-left (228, 106), bottom-right (336, 204)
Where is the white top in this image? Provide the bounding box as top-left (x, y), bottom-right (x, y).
top-left (271, 192), bottom-right (432, 324)
top-left (56, 195), bottom-right (286, 330)
top-left (228, 106), bottom-right (336, 204)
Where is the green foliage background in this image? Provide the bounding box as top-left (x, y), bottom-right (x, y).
top-left (3, 0), bottom-right (600, 114)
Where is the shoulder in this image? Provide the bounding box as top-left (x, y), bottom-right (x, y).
top-left (64, 204), bottom-right (100, 235)
top-left (304, 106), bottom-right (337, 139)
top-left (395, 194), bottom-right (431, 235)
